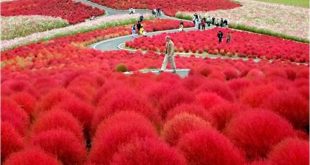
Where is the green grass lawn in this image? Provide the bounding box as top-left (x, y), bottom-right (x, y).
top-left (255, 0), bottom-right (309, 8)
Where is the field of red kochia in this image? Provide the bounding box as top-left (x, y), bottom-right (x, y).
top-left (1, 19), bottom-right (309, 165)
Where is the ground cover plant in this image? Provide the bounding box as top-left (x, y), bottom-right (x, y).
top-left (1, 19), bottom-right (309, 164)
top-left (1, 0), bottom-right (104, 24)
top-left (126, 27), bottom-right (309, 62)
top-left (91, 0), bottom-right (241, 16)
top-left (1, 15), bottom-right (69, 40)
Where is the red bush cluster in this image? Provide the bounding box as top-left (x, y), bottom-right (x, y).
top-left (91, 0), bottom-right (240, 16)
top-left (126, 28), bottom-right (309, 62)
top-left (1, 19), bottom-right (308, 164)
top-left (4, 148), bottom-right (61, 165)
top-left (225, 110), bottom-right (295, 160)
top-left (268, 138), bottom-right (309, 165)
top-left (1, 0), bottom-right (104, 24)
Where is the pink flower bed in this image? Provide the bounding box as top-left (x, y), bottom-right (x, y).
top-left (1, 19), bottom-right (309, 165)
top-left (1, 0), bottom-right (104, 24)
top-left (91, 0), bottom-right (241, 16)
top-left (126, 28), bottom-right (310, 63)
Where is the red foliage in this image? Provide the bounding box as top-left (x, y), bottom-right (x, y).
top-left (158, 87), bottom-right (195, 119)
top-left (225, 110), bottom-right (295, 160)
top-left (10, 92), bottom-right (36, 115)
top-left (262, 89), bottom-right (309, 128)
top-left (127, 28), bottom-right (309, 62)
top-left (166, 103), bottom-right (213, 123)
top-left (268, 138), bottom-right (309, 165)
top-left (1, 0), bottom-right (104, 24)
top-left (3, 148), bottom-right (61, 165)
top-left (196, 92), bottom-right (227, 110)
top-left (89, 112), bottom-right (157, 164)
top-left (240, 84), bottom-right (278, 108)
top-left (162, 113), bottom-right (211, 145)
top-left (91, 0), bottom-right (240, 16)
top-left (54, 97), bottom-right (94, 130)
top-left (31, 129), bottom-right (87, 165)
top-left (111, 137), bottom-right (187, 165)
top-left (1, 97), bottom-right (30, 135)
top-left (1, 122), bottom-right (24, 162)
top-left (31, 110), bottom-right (84, 142)
top-left (177, 129), bottom-right (245, 165)
top-left (92, 87), bottom-right (160, 132)
top-left (209, 103), bottom-right (246, 130)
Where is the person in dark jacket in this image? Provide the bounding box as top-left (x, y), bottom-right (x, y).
top-left (217, 31), bottom-right (224, 43)
top-left (139, 15), bottom-right (144, 22)
top-left (136, 21), bottom-right (142, 34)
top-left (211, 17), bottom-right (215, 25)
top-left (220, 18), bottom-right (224, 27)
top-left (201, 17), bottom-right (206, 30)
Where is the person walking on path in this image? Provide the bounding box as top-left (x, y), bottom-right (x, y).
top-left (160, 36), bottom-right (176, 73)
top-left (206, 16), bottom-right (212, 27)
top-left (201, 17), bottom-right (206, 30)
top-left (217, 31), bottom-right (224, 43)
top-left (131, 24), bottom-right (137, 37)
top-left (179, 21), bottom-right (184, 32)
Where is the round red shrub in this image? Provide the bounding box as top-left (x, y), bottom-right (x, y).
top-left (54, 97), bottom-right (94, 130)
top-left (248, 160), bottom-right (271, 165)
top-left (177, 129), bottom-right (245, 165)
top-left (10, 92), bottom-right (36, 115)
top-left (4, 148), bottom-right (61, 165)
top-left (1, 97), bottom-right (29, 135)
top-left (225, 110), bottom-right (295, 160)
top-left (166, 103), bottom-right (213, 123)
top-left (262, 89), bottom-right (309, 128)
top-left (93, 88), bottom-right (160, 131)
top-left (31, 129), bottom-right (87, 165)
top-left (196, 92), bottom-right (227, 110)
top-left (209, 102), bottom-right (246, 130)
top-left (1, 121), bottom-right (24, 162)
top-left (35, 88), bottom-right (77, 113)
top-left (31, 110), bottom-right (84, 142)
top-left (111, 137), bottom-right (186, 165)
top-left (240, 84), bottom-right (278, 108)
top-left (162, 113), bottom-right (211, 145)
top-left (268, 138), bottom-right (309, 165)
top-left (196, 80), bottom-right (235, 101)
top-left (246, 69), bottom-right (265, 80)
top-left (158, 87), bottom-right (195, 119)
top-left (89, 111), bottom-right (158, 165)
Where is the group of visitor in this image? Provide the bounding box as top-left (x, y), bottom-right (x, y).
top-left (132, 15), bottom-right (147, 37)
top-left (193, 13), bottom-right (229, 30)
top-left (217, 31), bottom-right (232, 44)
top-left (152, 8), bottom-right (162, 17)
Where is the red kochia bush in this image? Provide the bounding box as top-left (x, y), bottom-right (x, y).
top-left (1, 122), bottom-right (24, 162)
top-left (162, 113), bottom-right (211, 146)
top-left (177, 129), bottom-right (245, 165)
top-left (225, 110), bottom-right (295, 160)
top-left (196, 92), bottom-right (227, 110)
top-left (111, 137), bottom-right (187, 165)
top-left (166, 103), bottom-right (213, 123)
top-left (209, 103), bottom-right (246, 130)
top-left (158, 87), bottom-right (195, 119)
top-left (262, 89), bottom-right (309, 128)
top-left (89, 111), bottom-right (157, 165)
top-left (1, 97), bottom-right (30, 135)
top-left (268, 138), bottom-right (309, 165)
top-left (31, 110), bottom-right (84, 142)
top-left (31, 129), bottom-right (87, 165)
top-left (93, 88), bottom-right (160, 131)
top-left (4, 148), bottom-right (61, 165)
top-left (35, 88), bottom-right (77, 113)
top-left (10, 92), bottom-right (36, 115)
top-left (240, 84), bottom-right (278, 108)
top-left (54, 97), bottom-right (94, 130)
